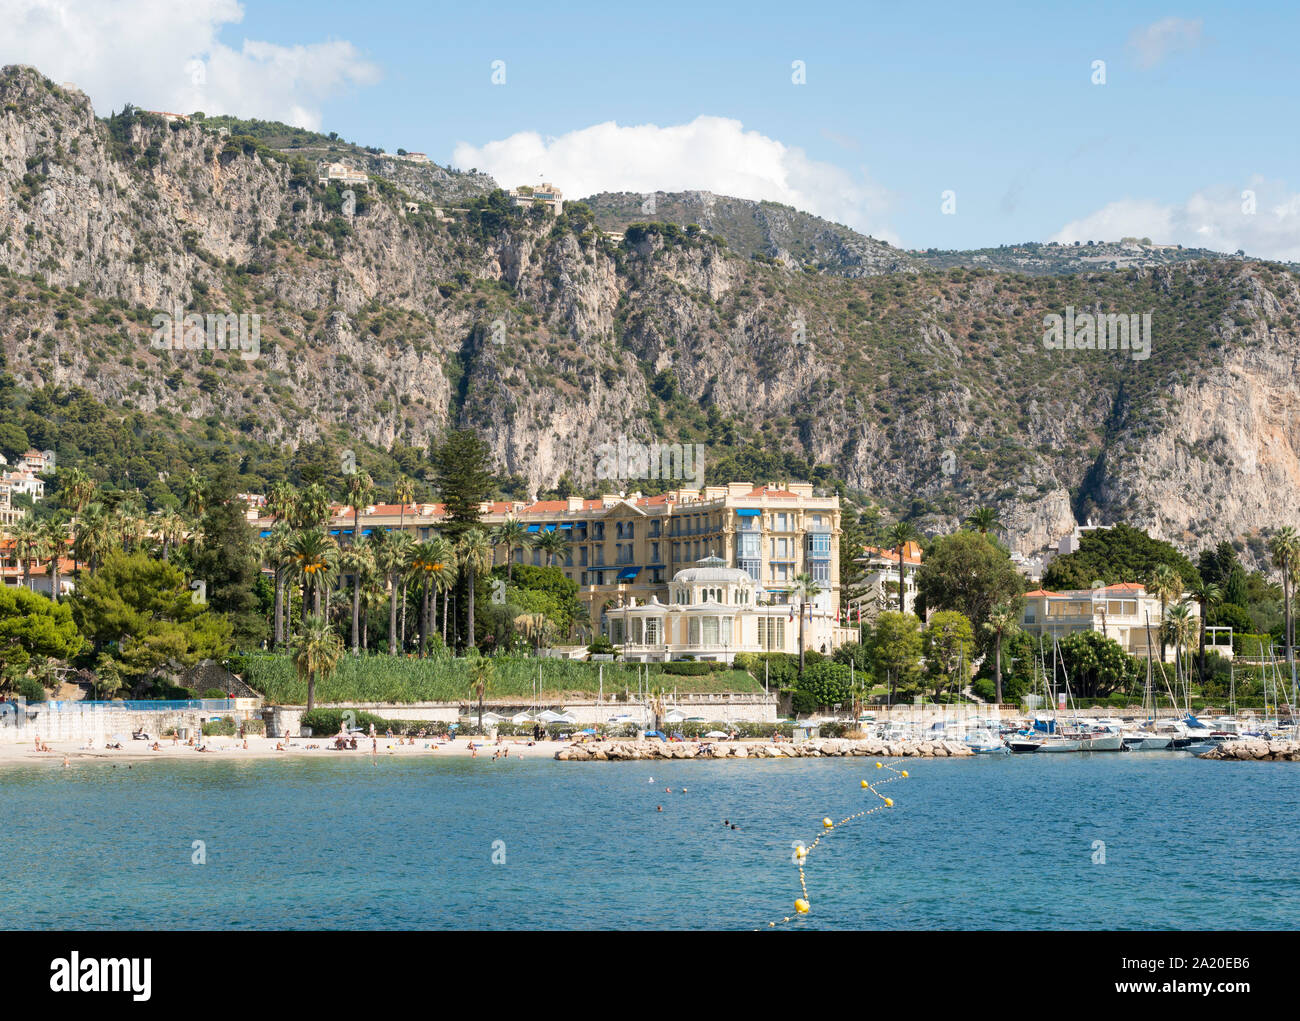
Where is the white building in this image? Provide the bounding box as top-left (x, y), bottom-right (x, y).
top-left (508, 182), bottom-right (563, 213)
top-left (611, 556), bottom-right (843, 664)
top-left (317, 162), bottom-right (369, 187)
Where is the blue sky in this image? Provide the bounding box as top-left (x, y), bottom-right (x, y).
top-left (5, 0), bottom-right (1298, 256)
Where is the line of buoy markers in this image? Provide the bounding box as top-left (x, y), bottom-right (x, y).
top-left (768, 760), bottom-right (909, 928)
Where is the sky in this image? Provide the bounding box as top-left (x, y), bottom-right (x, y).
top-left (2, 0), bottom-right (1298, 258)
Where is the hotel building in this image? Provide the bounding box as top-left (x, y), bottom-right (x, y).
top-left (1019, 583), bottom-right (1216, 662)
top-left (252, 482), bottom-right (848, 648)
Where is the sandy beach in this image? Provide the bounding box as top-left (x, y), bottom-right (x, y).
top-left (0, 734), bottom-right (569, 765)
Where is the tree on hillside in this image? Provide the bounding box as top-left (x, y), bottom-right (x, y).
top-left (1041, 523), bottom-right (1197, 591)
top-left (1148, 563), bottom-right (1184, 664)
top-left (1269, 527), bottom-right (1299, 681)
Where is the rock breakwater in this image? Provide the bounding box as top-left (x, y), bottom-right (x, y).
top-left (554, 738), bottom-right (973, 761)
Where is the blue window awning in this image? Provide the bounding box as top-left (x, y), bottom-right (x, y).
top-left (736, 508), bottom-right (761, 517)
top-left (329, 529), bottom-right (340, 535)
top-left (259, 530), bottom-right (271, 538)
top-left (526, 524), bottom-right (540, 533)
top-left (558, 523), bottom-right (572, 529)
top-left (618, 567), bottom-right (641, 581)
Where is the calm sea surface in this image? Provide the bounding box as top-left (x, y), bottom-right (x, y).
top-left (2, 753), bottom-right (1297, 930)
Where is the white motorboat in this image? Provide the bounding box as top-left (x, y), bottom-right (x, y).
top-left (964, 727), bottom-right (1009, 754)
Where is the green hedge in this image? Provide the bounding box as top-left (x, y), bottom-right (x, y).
top-left (654, 661), bottom-right (729, 675)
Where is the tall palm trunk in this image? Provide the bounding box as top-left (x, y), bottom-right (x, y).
top-left (466, 571), bottom-right (476, 652)
top-left (388, 574), bottom-right (399, 656)
top-left (273, 567), bottom-right (285, 649)
top-left (351, 575), bottom-right (361, 654)
top-left (419, 582), bottom-right (429, 657)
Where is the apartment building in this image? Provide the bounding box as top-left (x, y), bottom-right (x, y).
top-left (853, 541), bottom-right (923, 618)
top-left (253, 481), bottom-right (843, 640)
top-left (507, 182), bottom-right (563, 213)
top-left (1020, 583), bottom-right (1211, 662)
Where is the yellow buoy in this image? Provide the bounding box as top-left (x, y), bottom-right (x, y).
top-left (795, 844), bottom-right (807, 859)
top-left (884, 797), bottom-right (894, 807)
top-left (901, 770), bottom-right (909, 778)
top-left (795, 898), bottom-right (810, 914)
top-left (875, 762), bottom-right (883, 769)
top-left (822, 817), bottom-right (833, 828)
top-left (860, 780), bottom-right (869, 788)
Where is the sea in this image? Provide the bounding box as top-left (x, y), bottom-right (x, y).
top-left (2, 753), bottom-right (1297, 930)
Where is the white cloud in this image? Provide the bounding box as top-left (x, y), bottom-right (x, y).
top-left (1051, 179), bottom-right (1300, 261)
top-left (1128, 17), bottom-right (1205, 69)
top-left (0, 0), bottom-right (380, 129)
top-left (452, 116), bottom-right (898, 242)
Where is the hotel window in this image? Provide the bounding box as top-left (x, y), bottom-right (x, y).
top-left (759, 617), bottom-right (785, 651)
top-left (808, 532), bottom-right (832, 556)
top-left (532, 550), bottom-right (542, 566)
top-left (771, 538), bottom-right (790, 559)
top-left (702, 616), bottom-right (719, 646)
top-left (631, 618), bottom-right (643, 644)
top-left (771, 563), bottom-right (791, 582)
top-left (650, 542), bottom-right (660, 563)
top-left (721, 616), bottom-right (732, 644)
top-left (581, 572), bottom-right (589, 586)
top-left (773, 513), bottom-right (792, 531)
top-left (649, 521), bottom-right (661, 537)
top-left (811, 560), bottom-right (830, 583)
top-left (645, 618), bottom-right (661, 644)
top-left (689, 618), bottom-right (700, 645)
top-left (610, 618), bottom-right (625, 644)
top-left (580, 547), bottom-right (588, 566)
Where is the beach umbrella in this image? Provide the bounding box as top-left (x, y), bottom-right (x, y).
top-left (705, 730), bottom-right (729, 739)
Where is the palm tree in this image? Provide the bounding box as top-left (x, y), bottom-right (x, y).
top-left (293, 614), bottom-right (343, 712)
top-left (9, 517), bottom-right (42, 590)
top-left (340, 542), bottom-right (374, 655)
top-left (965, 506), bottom-right (1001, 535)
top-left (286, 529), bottom-right (340, 621)
top-left (409, 539), bottom-right (454, 656)
top-left (266, 481), bottom-right (299, 527)
top-left (294, 482), bottom-right (331, 531)
top-left (343, 474), bottom-right (375, 653)
top-left (59, 466), bottom-right (97, 581)
top-left (182, 471), bottom-right (208, 520)
top-left (155, 509), bottom-right (187, 561)
top-left (40, 515), bottom-right (68, 602)
top-left (458, 528), bottom-right (494, 653)
top-left (367, 529), bottom-right (403, 656)
top-left (1187, 578), bottom-right (1222, 685)
top-left (885, 521), bottom-right (918, 613)
top-left (1162, 603), bottom-right (1197, 699)
top-left (1149, 564), bottom-right (1184, 664)
top-left (72, 503), bottom-right (115, 575)
top-left (429, 538), bottom-right (458, 646)
top-left (490, 518), bottom-right (531, 581)
top-left (982, 603), bottom-right (1022, 705)
top-left (394, 476), bottom-right (416, 528)
top-left (790, 572), bottom-right (823, 677)
top-left (1269, 527), bottom-right (1299, 678)
top-left (265, 521), bottom-right (294, 649)
top-left (468, 654), bottom-right (494, 729)
top-left (535, 528), bottom-right (569, 568)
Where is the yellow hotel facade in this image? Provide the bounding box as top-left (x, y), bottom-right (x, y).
top-left (252, 481), bottom-right (846, 650)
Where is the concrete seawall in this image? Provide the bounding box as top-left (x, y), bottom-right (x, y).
top-left (556, 738), bottom-right (973, 761)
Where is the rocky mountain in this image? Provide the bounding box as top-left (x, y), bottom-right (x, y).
top-left (2, 64), bottom-right (1299, 566)
top-left (583, 190), bottom-right (917, 277)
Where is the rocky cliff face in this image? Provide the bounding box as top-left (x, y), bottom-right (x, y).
top-left (3, 64), bottom-right (1299, 565)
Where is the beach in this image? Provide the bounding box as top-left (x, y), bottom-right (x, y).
top-left (0, 733), bottom-right (569, 764)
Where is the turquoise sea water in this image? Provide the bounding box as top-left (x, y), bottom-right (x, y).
top-left (2, 753), bottom-right (1297, 930)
